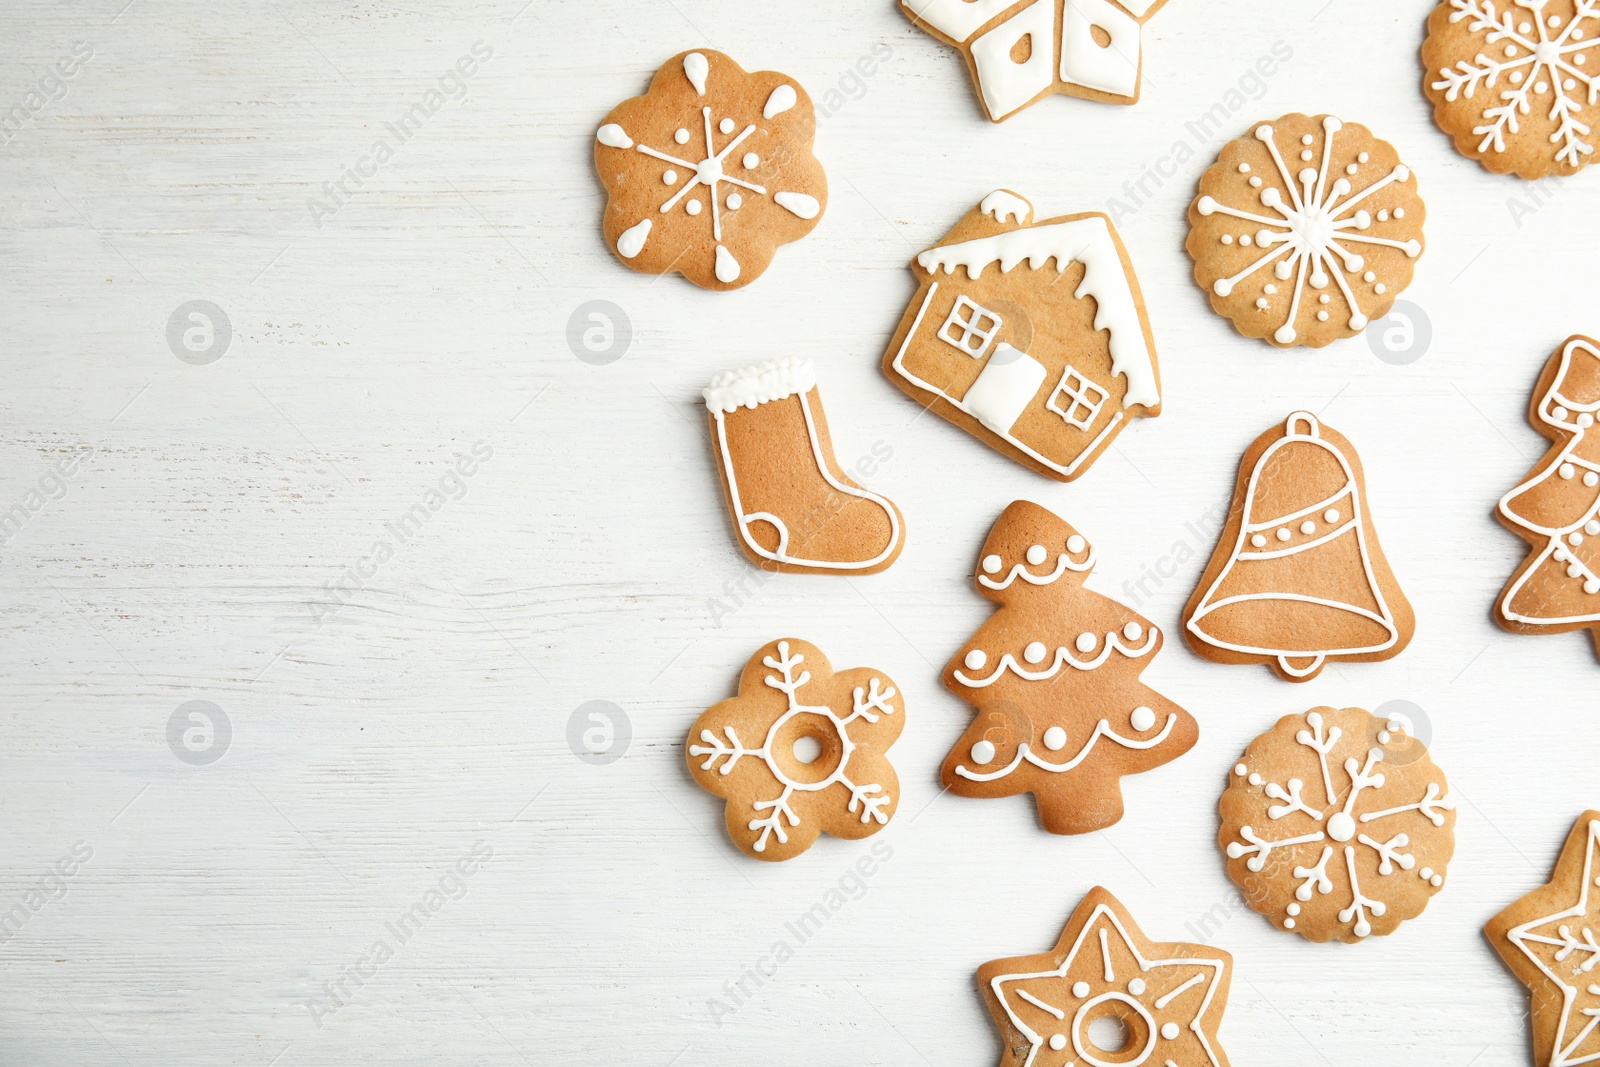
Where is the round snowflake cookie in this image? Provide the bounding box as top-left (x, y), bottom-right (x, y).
top-left (1186, 114), bottom-right (1426, 349)
top-left (1424, 0), bottom-right (1600, 179)
top-left (593, 50), bottom-right (827, 291)
top-left (1219, 706), bottom-right (1455, 943)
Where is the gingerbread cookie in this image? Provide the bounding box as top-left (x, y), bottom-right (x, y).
top-left (687, 639), bottom-right (902, 861)
top-left (903, 0), bottom-right (1169, 121)
top-left (1186, 113), bottom-right (1425, 349)
top-left (594, 50), bottom-right (825, 290)
top-left (1424, 0), bottom-right (1600, 179)
top-left (1221, 707), bottom-right (1455, 944)
top-left (1184, 411), bottom-right (1415, 682)
top-left (882, 191), bottom-right (1161, 482)
top-left (1487, 811), bottom-right (1600, 1066)
top-left (940, 502), bottom-right (1196, 835)
top-left (704, 357), bottom-right (904, 574)
top-left (978, 887), bottom-right (1232, 1067)
top-left (1496, 336), bottom-right (1600, 654)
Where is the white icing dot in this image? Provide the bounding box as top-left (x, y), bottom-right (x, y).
top-left (1067, 534), bottom-right (1087, 554)
top-left (1049, 1034), bottom-right (1067, 1051)
top-left (1419, 867), bottom-right (1432, 879)
top-left (1363, 270), bottom-right (1376, 282)
top-left (1161, 1022), bottom-right (1181, 1040)
top-left (1249, 773), bottom-right (1264, 786)
top-left (1588, 521), bottom-right (1600, 536)
top-left (1551, 14), bottom-right (1562, 26)
top-left (1520, 20), bottom-right (1533, 32)
top-left (1378, 730), bottom-right (1391, 744)
top-left (727, 193), bottom-right (742, 210)
top-left (1537, 81), bottom-right (1549, 93)
top-left (1302, 133), bottom-right (1314, 145)
top-left (1317, 310), bottom-right (1329, 321)
top-left (1284, 917), bottom-right (1296, 929)
top-left (1042, 726), bottom-right (1067, 751)
top-left (1375, 283), bottom-right (1386, 295)
top-left (1276, 528), bottom-right (1291, 541)
top-left (1358, 152), bottom-right (1370, 163)
top-left (1345, 163), bottom-right (1358, 174)
top-left (674, 128), bottom-right (690, 144)
top-left (1588, 472), bottom-right (1599, 487)
top-left (1249, 176), bottom-right (1263, 188)
top-left (1287, 902), bottom-right (1301, 916)
top-left (1123, 622), bottom-right (1142, 640)
top-left (970, 740), bottom-right (996, 765)
top-left (1264, 284), bottom-right (1277, 294)
top-left (1024, 641), bottom-right (1047, 664)
top-left (719, 117), bottom-right (735, 134)
top-left (1300, 149), bottom-right (1313, 161)
top-left (1394, 207), bottom-right (1405, 218)
top-left (1430, 875), bottom-right (1443, 887)
top-left (964, 649), bottom-right (987, 670)
top-left (1221, 234), bottom-right (1234, 245)
top-left (1072, 981), bottom-right (1091, 998)
top-left (1251, 534), bottom-right (1267, 547)
top-left (686, 199), bottom-right (702, 216)
top-left (1240, 234), bottom-right (1253, 247)
top-left (982, 554), bottom-right (1003, 574)
top-left (1512, 70), bottom-right (1525, 82)
top-left (1130, 706), bottom-right (1156, 732)
top-left (1319, 293), bottom-right (1331, 304)
top-left (1234, 763), bottom-right (1248, 776)
top-left (1129, 978), bottom-right (1146, 995)
top-left (1582, 413), bottom-right (1596, 427)
top-left (1562, 463), bottom-right (1577, 480)
top-left (1555, 406), bottom-right (1571, 419)
top-left (1570, 564), bottom-right (1585, 579)
top-left (1026, 544), bottom-right (1048, 565)
top-left (1507, 45), bottom-right (1519, 57)
top-left (1328, 811), bottom-right (1356, 843)
top-left (1076, 632), bottom-right (1097, 653)
top-left (1585, 579), bottom-right (1599, 594)
top-left (742, 152), bottom-right (759, 169)
top-left (1377, 209), bottom-right (1390, 222)
top-left (1572, 532), bottom-right (1585, 546)
top-left (663, 169), bottom-right (678, 185)
top-left (1256, 298), bottom-right (1269, 310)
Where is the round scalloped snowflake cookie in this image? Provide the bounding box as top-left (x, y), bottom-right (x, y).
top-left (1186, 114), bottom-right (1426, 350)
top-left (1219, 706), bottom-right (1455, 944)
top-left (1424, 0), bottom-right (1600, 179)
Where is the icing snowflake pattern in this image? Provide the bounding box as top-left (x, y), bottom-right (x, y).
top-left (1220, 707), bottom-right (1455, 942)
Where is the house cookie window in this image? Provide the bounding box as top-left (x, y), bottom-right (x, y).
top-left (1046, 365), bottom-right (1109, 430)
top-left (938, 295), bottom-right (1003, 359)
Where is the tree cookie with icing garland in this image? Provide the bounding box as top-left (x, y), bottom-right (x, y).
top-left (1424, 0), bottom-right (1600, 179)
top-left (1221, 707), bottom-right (1455, 944)
top-left (1495, 335), bottom-right (1600, 653)
top-left (1184, 411), bottom-right (1415, 682)
top-left (593, 50), bottom-right (825, 290)
top-left (940, 501), bottom-right (1197, 835)
top-left (882, 190), bottom-right (1161, 482)
top-left (1486, 811), bottom-right (1600, 1066)
top-left (978, 886), bottom-right (1232, 1067)
top-left (687, 639), bottom-right (902, 861)
top-left (1186, 113), bottom-right (1425, 349)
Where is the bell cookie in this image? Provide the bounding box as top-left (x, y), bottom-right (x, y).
top-left (1423, 0), bottom-right (1600, 179)
top-left (940, 501), bottom-right (1197, 835)
top-left (978, 886), bottom-right (1232, 1067)
top-left (1184, 411), bottom-right (1415, 682)
top-left (1486, 811), bottom-right (1600, 1066)
top-left (882, 190), bottom-right (1161, 482)
top-left (1496, 335), bottom-right (1600, 652)
top-left (686, 639), bottom-right (902, 861)
top-left (704, 357), bottom-right (904, 574)
top-left (593, 50), bottom-right (826, 290)
top-left (1186, 113), bottom-right (1425, 349)
top-left (1221, 707), bottom-right (1455, 944)
top-left (902, 0), bottom-right (1169, 121)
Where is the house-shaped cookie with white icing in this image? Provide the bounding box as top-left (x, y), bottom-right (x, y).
top-left (881, 190), bottom-right (1161, 482)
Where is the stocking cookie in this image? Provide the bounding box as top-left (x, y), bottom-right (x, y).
top-left (1487, 811), bottom-right (1600, 1066)
top-left (704, 357), bottom-right (904, 574)
top-left (1184, 411), bottom-right (1414, 682)
top-left (902, 0), bottom-right (1170, 121)
top-left (1424, 0), bottom-right (1600, 179)
top-left (687, 639), bottom-right (902, 861)
top-left (882, 190), bottom-right (1161, 481)
top-left (1186, 113), bottom-right (1425, 349)
top-left (1496, 336), bottom-right (1600, 654)
top-left (593, 50), bottom-right (826, 290)
top-left (940, 501), bottom-right (1197, 835)
top-left (1221, 707), bottom-right (1455, 943)
top-left (978, 887), bottom-right (1232, 1067)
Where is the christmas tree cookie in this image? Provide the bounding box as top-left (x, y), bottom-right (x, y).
top-left (1496, 335), bottom-right (1600, 654)
top-left (593, 50), bottom-right (826, 290)
top-left (1184, 411), bottom-right (1415, 682)
top-left (939, 501), bottom-right (1197, 835)
top-left (978, 887), bottom-right (1232, 1067)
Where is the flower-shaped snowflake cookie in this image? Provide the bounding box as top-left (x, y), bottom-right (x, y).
top-left (1186, 114), bottom-right (1426, 349)
top-left (593, 50), bottom-right (827, 290)
top-left (1220, 706), bottom-right (1455, 943)
top-left (1424, 0), bottom-right (1600, 179)
top-left (687, 639), bottom-right (901, 861)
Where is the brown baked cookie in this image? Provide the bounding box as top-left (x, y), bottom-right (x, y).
top-left (1187, 113), bottom-right (1425, 349)
top-left (882, 190), bottom-right (1161, 482)
top-left (1424, 0), bottom-right (1600, 179)
top-left (687, 639), bottom-right (902, 861)
top-left (940, 501), bottom-right (1197, 835)
top-left (1496, 336), bottom-right (1600, 653)
top-left (594, 50), bottom-right (825, 290)
top-left (978, 886), bottom-right (1232, 1067)
top-left (1487, 811), bottom-right (1600, 1066)
top-left (704, 357), bottom-right (904, 575)
top-left (1220, 707), bottom-right (1455, 944)
top-left (1184, 411), bottom-right (1415, 682)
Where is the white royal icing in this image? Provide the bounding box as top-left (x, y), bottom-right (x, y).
top-left (616, 218), bottom-right (651, 258)
top-left (902, 0), bottom-right (1022, 42)
top-left (764, 84), bottom-right (797, 119)
top-left (980, 189), bottom-right (1033, 225)
top-left (596, 123), bottom-right (632, 149)
top-left (1061, 0), bottom-right (1141, 98)
top-left (970, 0), bottom-right (1057, 120)
top-left (703, 356), bottom-right (816, 413)
top-left (774, 191), bottom-right (821, 219)
top-left (963, 343), bottom-right (1048, 436)
top-left (1503, 816), bottom-right (1600, 1053)
top-left (683, 52), bottom-right (710, 96)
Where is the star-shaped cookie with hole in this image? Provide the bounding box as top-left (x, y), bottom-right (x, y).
top-left (978, 887), bottom-right (1232, 1067)
top-left (1488, 811), bottom-right (1600, 1067)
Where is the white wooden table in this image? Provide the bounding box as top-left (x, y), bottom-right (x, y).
top-left (0, 0), bottom-right (1592, 1062)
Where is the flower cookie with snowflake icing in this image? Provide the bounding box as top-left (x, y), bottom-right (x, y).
top-left (687, 639), bottom-right (901, 861)
top-left (1186, 114), bottom-right (1426, 349)
top-left (1220, 707), bottom-right (1455, 944)
top-left (1424, 0), bottom-right (1600, 179)
top-left (978, 887), bottom-right (1232, 1067)
top-left (593, 50), bottom-right (826, 290)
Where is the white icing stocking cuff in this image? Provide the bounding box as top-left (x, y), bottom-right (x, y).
top-left (703, 357), bottom-right (817, 413)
